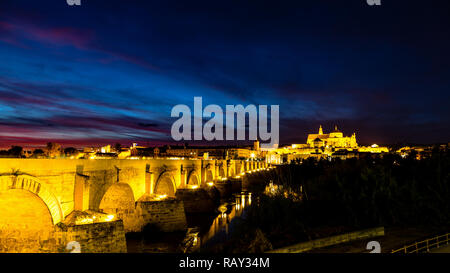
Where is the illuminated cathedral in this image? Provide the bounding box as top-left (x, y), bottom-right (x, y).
top-left (306, 125), bottom-right (357, 148)
top-left (265, 125), bottom-right (388, 164)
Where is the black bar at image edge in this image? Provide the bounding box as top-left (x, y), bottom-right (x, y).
top-left (0, 253), bottom-right (448, 272)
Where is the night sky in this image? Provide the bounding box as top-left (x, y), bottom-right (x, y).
top-left (1, 0), bottom-right (450, 148)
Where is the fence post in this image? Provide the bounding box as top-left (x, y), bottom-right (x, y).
top-left (426, 240), bottom-right (429, 252)
top-left (415, 243), bottom-right (418, 253)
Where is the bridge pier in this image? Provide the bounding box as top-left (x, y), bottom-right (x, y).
top-left (175, 187), bottom-right (220, 213)
top-left (145, 164), bottom-right (153, 195)
top-left (180, 164), bottom-right (187, 188)
top-left (135, 195), bottom-right (187, 232)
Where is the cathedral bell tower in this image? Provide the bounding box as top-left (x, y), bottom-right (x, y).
top-left (319, 125), bottom-right (323, 135)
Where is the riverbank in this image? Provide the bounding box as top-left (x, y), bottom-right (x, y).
top-left (306, 226), bottom-right (450, 253)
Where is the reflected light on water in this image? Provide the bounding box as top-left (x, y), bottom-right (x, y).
top-left (200, 192), bottom-right (252, 246)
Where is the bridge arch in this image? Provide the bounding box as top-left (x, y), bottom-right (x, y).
top-left (0, 175), bottom-right (62, 253)
top-left (228, 165), bottom-right (235, 177)
top-left (0, 175), bottom-right (63, 225)
top-left (154, 172), bottom-right (176, 197)
top-left (186, 170), bottom-right (200, 186)
top-left (218, 166), bottom-right (225, 178)
top-left (0, 189), bottom-right (55, 252)
top-left (238, 162), bottom-right (245, 174)
top-left (99, 183), bottom-right (135, 214)
top-left (99, 183), bottom-right (136, 232)
top-left (205, 169), bottom-right (214, 182)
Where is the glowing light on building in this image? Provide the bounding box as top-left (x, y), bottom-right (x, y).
top-left (155, 194), bottom-right (168, 200)
top-left (207, 182), bottom-right (214, 187)
top-left (78, 218), bottom-right (94, 225)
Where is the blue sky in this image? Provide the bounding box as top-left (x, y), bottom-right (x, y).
top-left (0, 0), bottom-right (450, 147)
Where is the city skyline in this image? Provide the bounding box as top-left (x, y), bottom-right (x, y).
top-left (1, 0), bottom-right (450, 147)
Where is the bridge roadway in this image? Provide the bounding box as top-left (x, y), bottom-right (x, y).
top-left (0, 158), bottom-right (268, 253)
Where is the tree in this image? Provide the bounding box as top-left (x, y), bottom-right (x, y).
top-left (114, 143), bottom-right (122, 153)
top-left (8, 146), bottom-right (23, 157)
top-left (32, 149), bottom-right (45, 158)
top-left (46, 142), bottom-right (61, 157)
top-left (64, 147), bottom-right (78, 157)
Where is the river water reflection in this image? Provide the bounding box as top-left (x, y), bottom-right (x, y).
top-left (197, 191), bottom-right (252, 248)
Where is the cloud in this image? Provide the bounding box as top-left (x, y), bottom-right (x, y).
top-left (0, 20), bottom-right (92, 49)
top-left (0, 75), bottom-right (174, 147)
top-left (0, 19), bottom-right (160, 71)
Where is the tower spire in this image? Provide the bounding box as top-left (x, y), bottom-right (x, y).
top-left (319, 125), bottom-right (323, 135)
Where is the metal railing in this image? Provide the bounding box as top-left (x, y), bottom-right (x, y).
top-left (391, 233), bottom-right (450, 253)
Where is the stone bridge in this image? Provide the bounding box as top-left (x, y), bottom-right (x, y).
top-left (0, 158), bottom-right (267, 253)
